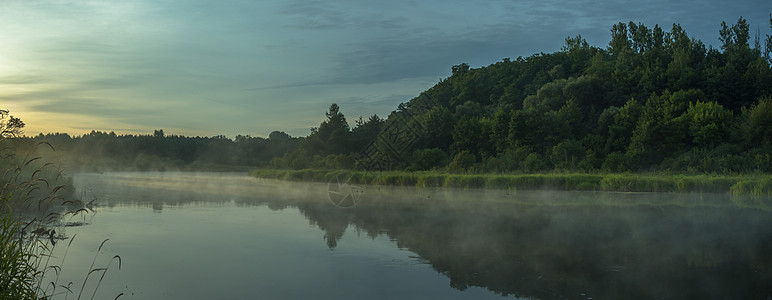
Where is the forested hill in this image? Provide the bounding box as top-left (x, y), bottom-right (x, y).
top-left (271, 16), bottom-right (772, 173)
top-left (26, 16), bottom-right (772, 174)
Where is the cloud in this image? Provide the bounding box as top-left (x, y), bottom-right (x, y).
top-left (325, 24), bottom-right (551, 85)
top-left (25, 98), bottom-right (156, 119)
top-left (277, 0), bottom-right (349, 30)
top-left (2, 0), bottom-right (770, 138)
top-left (277, 0), bottom-right (408, 30)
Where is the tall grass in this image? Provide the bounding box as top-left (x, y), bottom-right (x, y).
top-left (0, 139), bottom-right (120, 299)
top-left (251, 169), bottom-right (770, 195)
top-left (0, 209), bottom-right (37, 299)
top-left (730, 177), bottom-right (772, 196)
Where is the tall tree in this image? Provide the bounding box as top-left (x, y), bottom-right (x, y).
top-left (766, 13), bottom-right (772, 64)
top-left (305, 103), bottom-right (352, 155)
top-left (0, 109), bottom-right (24, 138)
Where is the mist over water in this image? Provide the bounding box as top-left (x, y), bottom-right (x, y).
top-left (51, 172), bottom-right (772, 299)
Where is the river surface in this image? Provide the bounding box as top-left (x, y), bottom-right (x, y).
top-left (44, 172), bottom-right (772, 299)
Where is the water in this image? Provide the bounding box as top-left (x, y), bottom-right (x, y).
top-left (44, 172), bottom-right (772, 299)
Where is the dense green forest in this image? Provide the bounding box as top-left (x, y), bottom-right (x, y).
top-left (270, 16), bottom-right (772, 174)
top-left (27, 16), bottom-right (772, 174)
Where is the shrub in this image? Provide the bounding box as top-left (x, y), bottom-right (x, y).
top-left (410, 148), bottom-right (449, 171)
top-left (602, 152), bottom-right (628, 172)
top-left (521, 153), bottom-right (548, 173)
top-left (448, 150), bottom-right (476, 173)
top-left (745, 96), bottom-right (772, 146)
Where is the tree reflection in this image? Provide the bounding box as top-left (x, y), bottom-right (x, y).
top-left (297, 201), bottom-right (350, 249)
top-left (74, 174), bottom-right (772, 299)
top-left (296, 190), bottom-right (772, 300)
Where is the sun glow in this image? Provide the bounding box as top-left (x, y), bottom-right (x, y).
top-left (13, 110), bottom-right (140, 137)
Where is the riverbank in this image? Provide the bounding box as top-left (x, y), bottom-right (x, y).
top-left (250, 169), bottom-right (772, 196)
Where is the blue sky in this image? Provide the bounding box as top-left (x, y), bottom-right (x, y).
top-left (1, 0), bottom-right (770, 138)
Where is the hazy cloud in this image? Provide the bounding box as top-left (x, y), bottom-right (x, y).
top-left (1, 0), bottom-right (769, 137)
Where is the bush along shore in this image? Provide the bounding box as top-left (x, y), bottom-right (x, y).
top-left (250, 169), bottom-right (772, 196)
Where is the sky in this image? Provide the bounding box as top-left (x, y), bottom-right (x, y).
top-left (1, 0), bottom-right (770, 138)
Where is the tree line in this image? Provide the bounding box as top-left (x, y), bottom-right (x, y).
top-left (23, 15), bottom-right (772, 174)
top-left (270, 15), bottom-right (772, 174)
top-left (25, 130), bottom-right (300, 171)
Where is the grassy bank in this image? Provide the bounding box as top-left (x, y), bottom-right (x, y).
top-left (250, 169), bottom-right (772, 195)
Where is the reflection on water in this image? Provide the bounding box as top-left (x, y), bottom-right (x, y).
top-left (59, 172), bottom-right (772, 299)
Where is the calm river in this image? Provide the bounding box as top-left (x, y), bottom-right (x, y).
top-left (45, 172), bottom-right (772, 299)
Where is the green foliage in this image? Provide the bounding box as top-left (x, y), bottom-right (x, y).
top-left (448, 150), bottom-right (476, 173)
top-left (745, 96), bottom-right (772, 146)
top-left (554, 99), bottom-right (585, 138)
top-left (687, 101), bottom-right (733, 147)
top-left (599, 174), bottom-right (738, 193)
top-left (562, 35), bottom-right (590, 52)
top-left (523, 79), bottom-right (569, 112)
top-left (451, 117), bottom-right (491, 158)
top-left (664, 144), bottom-right (772, 173)
top-left (586, 52), bottom-right (614, 79)
top-left (627, 90), bottom-right (701, 166)
top-left (521, 153), bottom-right (548, 173)
top-left (350, 115), bottom-right (384, 151)
top-left (550, 139), bottom-right (584, 170)
top-left (455, 100), bottom-right (484, 118)
top-left (34, 129), bottom-right (301, 172)
top-left (730, 177), bottom-right (772, 196)
top-left (605, 99), bottom-right (642, 153)
top-left (563, 75), bottom-right (610, 112)
top-left (416, 174), bottom-right (445, 188)
top-left (601, 152), bottom-right (629, 172)
top-left (253, 169), bottom-right (765, 195)
top-left (260, 16), bottom-right (771, 175)
top-left (481, 147), bottom-right (530, 173)
top-left (766, 13), bottom-right (772, 64)
top-left (489, 109), bottom-right (512, 153)
top-left (0, 212), bottom-right (36, 299)
top-left (250, 17), bottom-right (772, 195)
top-left (420, 106), bottom-right (454, 150)
top-left (410, 148), bottom-right (449, 171)
top-left (444, 174), bottom-right (487, 188)
top-left (508, 109), bottom-right (541, 149)
top-left (304, 103), bottom-right (352, 156)
top-left (578, 148), bottom-right (603, 171)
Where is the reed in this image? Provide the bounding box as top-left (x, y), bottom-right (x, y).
top-left (730, 177), bottom-right (772, 196)
top-left (0, 139), bottom-right (120, 299)
top-left (251, 169), bottom-right (771, 195)
top-left (0, 209), bottom-right (38, 299)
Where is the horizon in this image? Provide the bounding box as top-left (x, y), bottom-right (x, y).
top-left (2, 0), bottom-right (770, 138)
